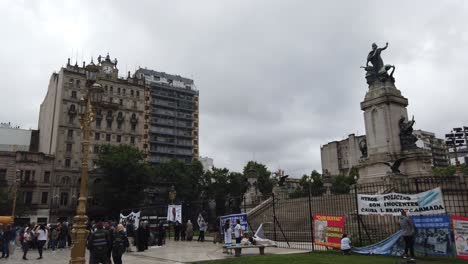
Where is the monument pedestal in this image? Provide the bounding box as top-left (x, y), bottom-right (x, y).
top-left (357, 81), bottom-right (432, 184)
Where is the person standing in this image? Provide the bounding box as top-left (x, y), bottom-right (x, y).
top-left (222, 220), bottom-right (232, 254)
top-left (181, 222), bottom-right (186, 241)
top-left (22, 226), bottom-right (33, 260)
top-left (197, 220), bottom-right (206, 242)
top-left (174, 221), bottom-right (181, 241)
top-left (234, 219), bottom-right (243, 244)
top-left (35, 224), bottom-right (48, 259)
top-left (400, 210), bottom-right (415, 261)
top-left (50, 227), bottom-right (59, 251)
top-left (186, 220), bottom-right (193, 241)
top-left (88, 222), bottom-right (110, 264)
top-left (112, 224), bottom-right (129, 264)
top-left (126, 221), bottom-right (135, 252)
top-left (2, 225), bottom-right (13, 258)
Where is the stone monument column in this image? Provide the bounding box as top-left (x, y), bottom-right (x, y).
top-left (357, 43), bottom-right (432, 184)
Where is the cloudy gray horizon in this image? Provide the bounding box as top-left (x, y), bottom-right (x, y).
top-left (1, 0), bottom-right (468, 177)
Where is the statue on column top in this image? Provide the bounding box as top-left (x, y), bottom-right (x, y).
top-left (361, 42), bottom-right (395, 85)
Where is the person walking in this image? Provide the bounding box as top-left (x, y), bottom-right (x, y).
top-left (88, 222), bottom-right (110, 264)
top-left (197, 220), bottom-right (206, 242)
top-left (112, 224), bottom-right (129, 264)
top-left (222, 220), bottom-right (232, 254)
top-left (186, 220), bottom-right (194, 241)
top-left (35, 224), bottom-right (48, 259)
top-left (234, 219), bottom-right (243, 244)
top-left (400, 210), bottom-right (415, 261)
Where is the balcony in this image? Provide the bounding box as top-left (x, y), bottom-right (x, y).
top-left (153, 99), bottom-right (176, 108)
top-left (152, 109), bottom-right (176, 117)
top-left (176, 130), bottom-right (193, 138)
top-left (176, 112), bottom-right (193, 120)
top-left (20, 181), bottom-right (37, 187)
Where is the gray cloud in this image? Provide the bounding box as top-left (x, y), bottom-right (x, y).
top-left (1, 0), bottom-right (468, 177)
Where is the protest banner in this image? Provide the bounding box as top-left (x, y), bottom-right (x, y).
top-left (119, 211), bottom-right (141, 229)
top-left (167, 205), bottom-right (182, 222)
top-left (412, 215), bottom-right (452, 256)
top-left (453, 215), bottom-right (468, 260)
top-left (313, 214), bottom-right (345, 249)
top-left (357, 187), bottom-right (445, 216)
top-left (219, 213), bottom-right (248, 235)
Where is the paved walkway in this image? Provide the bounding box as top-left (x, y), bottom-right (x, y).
top-left (1, 241), bottom-right (307, 263)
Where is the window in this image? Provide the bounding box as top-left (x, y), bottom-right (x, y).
top-left (69, 78), bottom-right (74, 84)
top-left (117, 135), bottom-right (121, 143)
top-left (66, 143), bottom-right (72, 153)
top-left (104, 85), bottom-right (108, 92)
top-left (0, 169), bottom-right (6, 182)
top-left (95, 132), bottom-right (100, 140)
top-left (130, 136), bottom-right (135, 144)
top-left (60, 192), bottom-right (69, 206)
top-left (71, 91), bottom-right (77, 98)
top-left (136, 91), bottom-right (140, 97)
top-left (41, 192), bottom-right (48, 204)
top-left (117, 122), bottom-right (122, 130)
top-left (65, 159), bottom-right (71, 168)
top-left (44, 171), bottom-right (50, 183)
top-left (67, 129), bottom-right (73, 139)
top-left (23, 170), bottom-right (31, 182)
top-left (76, 80), bottom-right (81, 87)
top-left (131, 90), bottom-right (134, 96)
top-left (96, 119), bottom-right (101, 129)
top-left (107, 120), bottom-right (112, 129)
top-left (24, 192), bottom-right (33, 204)
top-left (106, 134), bottom-right (111, 142)
top-left (117, 87), bottom-right (121, 94)
top-left (119, 99), bottom-right (123, 106)
top-left (131, 123), bottom-right (136, 132)
top-left (123, 89), bottom-right (126, 95)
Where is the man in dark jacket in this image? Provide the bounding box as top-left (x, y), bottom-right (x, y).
top-left (400, 210), bottom-right (415, 261)
top-left (88, 222), bottom-right (110, 264)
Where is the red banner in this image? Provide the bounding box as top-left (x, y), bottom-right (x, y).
top-left (452, 215), bottom-right (468, 260)
top-left (313, 214), bottom-right (345, 249)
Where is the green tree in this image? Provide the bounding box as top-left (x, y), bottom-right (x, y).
top-left (93, 144), bottom-right (151, 217)
top-left (432, 165), bottom-right (468, 178)
top-left (243, 161), bottom-right (273, 196)
top-left (0, 187), bottom-right (26, 217)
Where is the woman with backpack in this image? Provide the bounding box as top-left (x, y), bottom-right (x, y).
top-left (112, 224), bottom-right (129, 264)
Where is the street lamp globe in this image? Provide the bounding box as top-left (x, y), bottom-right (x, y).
top-left (78, 97), bottom-right (86, 115)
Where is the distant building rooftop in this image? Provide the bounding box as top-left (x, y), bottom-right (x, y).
top-left (136, 68), bottom-right (194, 85)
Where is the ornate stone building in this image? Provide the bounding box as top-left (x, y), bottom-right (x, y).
top-left (38, 54), bottom-right (147, 221)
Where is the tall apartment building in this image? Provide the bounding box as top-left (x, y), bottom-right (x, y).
top-left (38, 54), bottom-right (146, 221)
top-left (136, 68), bottom-right (199, 164)
top-left (321, 134), bottom-right (365, 176)
top-left (414, 130), bottom-right (449, 167)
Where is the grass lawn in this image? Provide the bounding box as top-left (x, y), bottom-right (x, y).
top-left (195, 251), bottom-right (466, 264)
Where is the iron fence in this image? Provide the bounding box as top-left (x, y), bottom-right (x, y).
top-left (247, 176), bottom-right (468, 251)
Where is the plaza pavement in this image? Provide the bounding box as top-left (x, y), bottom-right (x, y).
top-left (1, 240), bottom-right (308, 264)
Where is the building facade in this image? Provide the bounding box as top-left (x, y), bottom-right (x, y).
top-left (136, 68), bottom-right (199, 164)
top-left (199, 156), bottom-right (214, 171)
top-left (320, 134), bottom-right (365, 176)
top-left (414, 130), bottom-right (449, 167)
top-left (0, 124), bottom-right (35, 152)
top-left (38, 54), bottom-right (147, 221)
top-left (0, 151), bottom-right (54, 224)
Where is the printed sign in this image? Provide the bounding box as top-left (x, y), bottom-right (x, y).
top-left (453, 215), bottom-right (468, 260)
top-left (220, 213), bottom-right (249, 235)
top-left (313, 214), bottom-right (345, 249)
top-left (167, 205), bottom-right (182, 223)
top-left (412, 215), bottom-right (452, 256)
top-left (357, 187), bottom-right (446, 216)
top-left (119, 211), bottom-right (141, 229)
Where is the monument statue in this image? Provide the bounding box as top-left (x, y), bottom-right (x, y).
top-left (359, 138), bottom-right (368, 158)
top-left (399, 116), bottom-right (418, 150)
top-left (168, 185), bottom-right (177, 204)
top-left (378, 157), bottom-right (408, 175)
top-left (278, 174), bottom-right (289, 187)
top-left (361, 42), bottom-right (395, 85)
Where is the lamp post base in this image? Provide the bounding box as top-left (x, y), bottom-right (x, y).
top-left (69, 214), bottom-right (89, 264)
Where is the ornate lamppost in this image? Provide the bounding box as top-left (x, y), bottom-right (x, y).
top-left (11, 170), bottom-right (21, 222)
top-left (69, 61), bottom-right (103, 264)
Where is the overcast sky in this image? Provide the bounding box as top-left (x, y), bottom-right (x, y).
top-left (1, 0), bottom-right (468, 177)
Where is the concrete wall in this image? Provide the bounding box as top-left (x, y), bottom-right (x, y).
top-left (0, 127), bottom-right (32, 151)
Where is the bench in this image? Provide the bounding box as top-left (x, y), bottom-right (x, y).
top-left (223, 244), bottom-right (276, 257)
